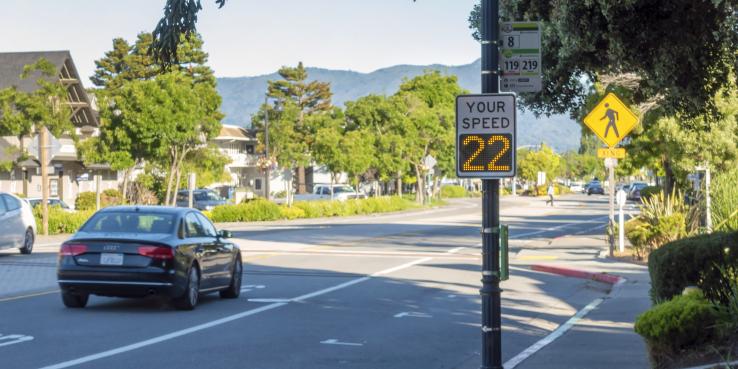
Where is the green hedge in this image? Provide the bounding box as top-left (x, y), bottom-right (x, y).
top-left (209, 199), bottom-right (283, 222)
top-left (75, 189), bottom-right (123, 211)
top-left (34, 206), bottom-right (95, 235)
top-left (635, 290), bottom-right (719, 359)
top-left (208, 196), bottom-right (419, 223)
top-left (441, 185), bottom-right (468, 198)
top-left (648, 231), bottom-right (738, 305)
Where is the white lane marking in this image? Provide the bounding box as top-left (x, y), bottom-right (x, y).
top-left (248, 298), bottom-right (291, 303)
top-left (239, 289), bottom-right (252, 293)
top-left (0, 334), bottom-right (34, 348)
top-left (243, 285), bottom-right (265, 289)
top-left (446, 247), bottom-right (465, 254)
top-left (510, 216), bottom-right (609, 239)
top-left (320, 339), bottom-right (363, 347)
top-left (447, 294), bottom-right (456, 299)
top-left (39, 256), bottom-right (432, 369)
top-left (503, 297), bottom-right (604, 369)
top-left (394, 312), bottom-right (432, 319)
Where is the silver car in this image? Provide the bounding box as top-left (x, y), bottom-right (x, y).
top-left (0, 193), bottom-right (37, 254)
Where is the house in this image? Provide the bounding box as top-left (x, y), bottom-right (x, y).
top-left (0, 51), bottom-right (119, 205)
top-left (209, 124), bottom-right (343, 199)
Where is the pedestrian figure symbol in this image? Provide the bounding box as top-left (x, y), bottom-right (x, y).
top-left (601, 103), bottom-right (620, 138)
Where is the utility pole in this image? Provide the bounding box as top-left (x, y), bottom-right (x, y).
top-left (264, 95), bottom-right (271, 201)
top-left (39, 126), bottom-right (49, 236)
top-left (480, 1), bottom-right (502, 368)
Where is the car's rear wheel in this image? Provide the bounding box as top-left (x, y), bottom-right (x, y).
top-left (61, 291), bottom-right (89, 308)
top-left (19, 228), bottom-right (33, 255)
top-left (173, 266), bottom-right (200, 310)
top-left (220, 256), bottom-right (242, 299)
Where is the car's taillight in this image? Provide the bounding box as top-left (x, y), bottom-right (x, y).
top-left (137, 245), bottom-right (174, 260)
top-left (61, 243), bottom-right (88, 256)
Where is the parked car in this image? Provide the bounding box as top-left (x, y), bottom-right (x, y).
top-left (57, 206), bottom-right (241, 309)
top-left (587, 182), bottom-right (605, 195)
top-left (175, 189), bottom-right (228, 211)
top-left (293, 184), bottom-right (367, 202)
top-left (569, 182), bottom-right (584, 192)
top-left (627, 182), bottom-right (649, 201)
top-left (26, 197), bottom-right (74, 211)
top-left (0, 192), bottom-right (36, 255)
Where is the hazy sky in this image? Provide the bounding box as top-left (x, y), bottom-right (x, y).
top-left (0, 0), bottom-right (480, 85)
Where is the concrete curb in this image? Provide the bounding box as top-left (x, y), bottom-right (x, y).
top-left (531, 264), bottom-right (623, 285)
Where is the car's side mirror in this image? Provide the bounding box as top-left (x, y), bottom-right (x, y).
top-left (218, 230), bottom-right (232, 239)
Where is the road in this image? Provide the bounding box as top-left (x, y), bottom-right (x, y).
top-left (0, 193), bottom-right (623, 369)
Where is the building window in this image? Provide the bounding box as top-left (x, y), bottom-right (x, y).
top-left (50, 179), bottom-right (59, 197)
top-left (246, 145), bottom-right (255, 154)
top-left (254, 179), bottom-right (262, 190)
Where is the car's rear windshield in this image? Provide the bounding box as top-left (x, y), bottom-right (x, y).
top-left (80, 212), bottom-right (176, 234)
top-left (195, 192), bottom-right (223, 201)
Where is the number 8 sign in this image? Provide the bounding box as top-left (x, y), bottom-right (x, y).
top-left (456, 94), bottom-right (517, 178)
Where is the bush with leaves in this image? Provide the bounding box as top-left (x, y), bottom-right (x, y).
top-left (75, 189), bottom-right (123, 211)
top-left (639, 186), bottom-right (662, 201)
top-left (649, 231), bottom-right (738, 305)
top-left (635, 290), bottom-right (719, 363)
top-left (440, 185), bottom-right (468, 198)
top-left (625, 189), bottom-right (694, 257)
top-left (33, 206), bottom-right (95, 235)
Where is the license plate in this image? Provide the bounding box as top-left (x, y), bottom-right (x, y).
top-left (100, 253), bottom-right (124, 266)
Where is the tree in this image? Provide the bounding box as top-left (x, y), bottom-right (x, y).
top-left (394, 71), bottom-right (464, 204)
top-left (102, 72), bottom-right (221, 206)
top-left (256, 62), bottom-right (333, 194)
top-left (469, 1), bottom-right (738, 119)
top-left (0, 58), bottom-right (75, 234)
top-left (87, 32), bottom-right (221, 200)
top-left (344, 94), bottom-right (409, 195)
top-left (517, 144), bottom-right (561, 185)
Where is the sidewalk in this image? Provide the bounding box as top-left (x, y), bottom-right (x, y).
top-left (511, 234), bottom-right (651, 369)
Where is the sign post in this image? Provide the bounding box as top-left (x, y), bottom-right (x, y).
top-left (584, 93), bottom-right (640, 256)
top-left (456, 2), bottom-right (515, 368)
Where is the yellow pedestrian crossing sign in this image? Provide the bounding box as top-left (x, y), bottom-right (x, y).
top-left (583, 93), bottom-right (639, 148)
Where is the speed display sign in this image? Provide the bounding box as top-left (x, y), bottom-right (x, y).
top-left (456, 94), bottom-right (517, 178)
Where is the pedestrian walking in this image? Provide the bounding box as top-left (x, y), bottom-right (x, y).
top-left (545, 183), bottom-right (555, 207)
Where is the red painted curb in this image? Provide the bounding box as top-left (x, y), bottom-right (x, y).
top-left (531, 264), bottom-right (623, 285)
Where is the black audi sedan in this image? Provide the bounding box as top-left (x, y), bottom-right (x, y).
top-left (57, 206), bottom-right (242, 310)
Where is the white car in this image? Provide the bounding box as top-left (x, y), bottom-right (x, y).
top-left (0, 193), bottom-right (37, 254)
top-left (569, 182), bottom-right (584, 192)
top-left (294, 184), bottom-right (367, 202)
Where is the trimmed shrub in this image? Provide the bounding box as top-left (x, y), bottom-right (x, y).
top-left (441, 185), bottom-right (468, 198)
top-left (210, 199), bottom-right (282, 222)
top-left (635, 291), bottom-right (719, 358)
top-left (75, 189), bottom-right (123, 211)
top-left (280, 206), bottom-right (306, 220)
top-left (34, 206), bottom-right (95, 235)
top-left (648, 231), bottom-right (738, 305)
top-left (639, 186), bottom-right (662, 201)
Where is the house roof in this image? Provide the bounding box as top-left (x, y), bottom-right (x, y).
top-left (214, 124), bottom-right (256, 141)
top-left (0, 51), bottom-right (98, 127)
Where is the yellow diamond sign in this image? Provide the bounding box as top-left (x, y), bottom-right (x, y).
top-left (583, 93), bottom-right (639, 148)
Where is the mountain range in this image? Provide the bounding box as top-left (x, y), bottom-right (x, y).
top-left (216, 59), bottom-right (582, 153)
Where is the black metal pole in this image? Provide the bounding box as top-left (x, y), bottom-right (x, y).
top-left (480, 1), bottom-right (502, 368)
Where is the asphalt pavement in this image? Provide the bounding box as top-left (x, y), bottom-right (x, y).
top-left (0, 193), bottom-right (647, 369)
